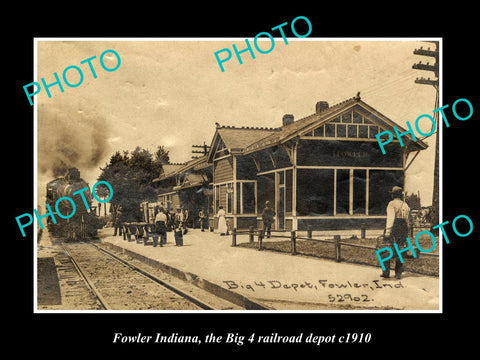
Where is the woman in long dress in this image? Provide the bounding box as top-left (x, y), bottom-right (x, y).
top-left (217, 206), bottom-right (228, 236)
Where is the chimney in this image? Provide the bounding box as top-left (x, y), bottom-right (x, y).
top-left (282, 114), bottom-right (294, 126)
top-left (316, 101), bottom-right (329, 113)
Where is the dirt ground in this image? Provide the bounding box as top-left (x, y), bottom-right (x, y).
top-left (238, 233), bottom-right (439, 277)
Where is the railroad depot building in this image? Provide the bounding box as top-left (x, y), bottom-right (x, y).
top-left (152, 94), bottom-right (427, 232)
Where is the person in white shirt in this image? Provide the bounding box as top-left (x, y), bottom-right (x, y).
top-left (382, 186), bottom-right (411, 279)
top-left (154, 207), bottom-right (168, 247)
top-left (217, 206), bottom-right (228, 236)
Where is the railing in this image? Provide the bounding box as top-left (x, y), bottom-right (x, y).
top-left (231, 226), bottom-right (376, 262)
top-left (231, 224), bottom-right (439, 264)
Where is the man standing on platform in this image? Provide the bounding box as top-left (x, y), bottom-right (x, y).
top-left (113, 206), bottom-right (123, 236)
top-left (174, 207), bottom-right (184, 246)
top-left (261, 201), bottom-right (275, 239)
top-left (154, 206), bottom-right (167, 246)
top-left (199, 208), bottom-right (209, 232)
top-left (381, 186), bottom-right (411, 279)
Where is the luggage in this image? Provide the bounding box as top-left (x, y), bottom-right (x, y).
top-left (174, 228), bottom-right (183, 246)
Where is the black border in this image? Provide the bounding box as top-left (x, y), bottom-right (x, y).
top-left (8, 6), bottom-right (478, 355)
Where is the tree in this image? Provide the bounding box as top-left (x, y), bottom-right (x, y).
top-left (94, 182), bottom-right (111, 217)
top-left (405, 191), bottom-right (421, 210)
top-left (98, 146), bottom-right (170, 224)
top-left (155, 145), bottom-right (170, 165)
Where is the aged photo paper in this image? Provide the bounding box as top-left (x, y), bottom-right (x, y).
top-left (35, 39), bottom-right (440, 312)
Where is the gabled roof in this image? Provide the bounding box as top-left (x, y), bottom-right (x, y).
top-left (162, 164), bottom-right (185, 176)
top-left (207, 126), bottom-right (278, 162)
top-left (173, 173), bottom-right (209, 190)
top-left (217, 126), bottom-right (278, 150)
top-left (152, 164), bottom-right (185, 182)
top-left (162, 94), bottom-right (428, 172)
top-left (243, 94), bottom-right (428, 154)
top-left (153, 155), bottom-right (212, 183)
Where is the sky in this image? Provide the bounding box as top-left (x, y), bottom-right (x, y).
top-left (35, 38), bottom-right (439, 208)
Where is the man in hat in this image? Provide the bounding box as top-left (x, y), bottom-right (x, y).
top-left (261, 201), bottom-right (276, 238)
top-left (113, 206), bottom-right (123, 236)
top-left (199, 207), bottom-right (209, 232)
top-left (154, 206), bottom-right (168, 246)
top-left (173, 207), bottom-right (184, 246)
top-left (381, 186), bottom-right (411, 279)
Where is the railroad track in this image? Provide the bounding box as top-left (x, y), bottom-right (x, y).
top-left (60, 242), bottom-right (221, 310)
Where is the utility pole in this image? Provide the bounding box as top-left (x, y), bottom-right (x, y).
top-left (191, 142), bottom-right (210, 159)
top-left (412, 40), bottom-right (439, 232)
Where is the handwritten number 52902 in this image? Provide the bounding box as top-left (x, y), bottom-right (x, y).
top-left (328, 294), bottom-right (370, 302)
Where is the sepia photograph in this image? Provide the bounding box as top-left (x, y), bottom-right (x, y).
top-left (33, 38), bottom-right (440, 312)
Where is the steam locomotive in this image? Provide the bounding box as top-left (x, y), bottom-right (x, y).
top-left (45, 167), bottom-right (101, 240)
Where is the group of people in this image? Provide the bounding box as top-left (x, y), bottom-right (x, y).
top-left (215, 201), bottom-right (276, 237)
top-left (153, 206), bottom-right (187, 246)
top-left (112, 186), bottom-right (411, 279)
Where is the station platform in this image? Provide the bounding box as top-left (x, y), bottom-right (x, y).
top-left (98, 227), bottom-right (440, 311)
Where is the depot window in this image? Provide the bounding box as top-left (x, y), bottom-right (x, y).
top-left (297, 168), bottom-right (400, 217)
top-left (304, 111), bottom-right (388, 140)
top-left (297, 169), bottom-right (334, 216)
top-left (236, 181), bottom-right (257, 214)
top-left (335, 169), bottom-right (367, 215)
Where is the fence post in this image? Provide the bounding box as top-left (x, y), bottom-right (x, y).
top-left (258, 229), bottom-right (264, 251)
top-left (291, 230), bottom-right (297, 255)
top-left (232, 227), bottom-right (237, 247)
top-left (249, 226), bottom-right (254, 244)
top-left (307, 225), bottom-right (312, 239)
top-left (334, 235), bottom-right (341, 262)
top-left (361, 223), bottom-right (366, 239)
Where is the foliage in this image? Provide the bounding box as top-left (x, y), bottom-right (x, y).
top-left (98, 146), bottom-right (169, 222)
top-left (154, 145), bottom-right (170, 165)
top-left (405, 191), bottom-right (421, 210)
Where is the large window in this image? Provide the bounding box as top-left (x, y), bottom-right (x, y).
top-left (297, 169), bottom-right (334, 216)
top-left (368, 170), bottom-right (404, 215)
top-left (242, 182), bottom-right (256, 214)
top-left (227, 183), bottom-right (233, 213)
top-left (297, 168), bottom-right (400, 216)
top-left (353, 170), bottom-right (367, 214)
top-left (335, 169), bottom-right (367, 215)
top-left (233, 181), bottom-right (257, 214)
top-left (336, 169), bottom-right (350, 214)
top-left (285, 169), bottom-right (293, 215)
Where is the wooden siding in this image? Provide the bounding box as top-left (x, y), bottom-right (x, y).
top-left (214, 158), bottom-right (234, 183)
top-left (158, 192), bottom-right (180, 211)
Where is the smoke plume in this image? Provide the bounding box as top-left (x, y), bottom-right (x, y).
top-left (37, 103), bottom-right (110, 178)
